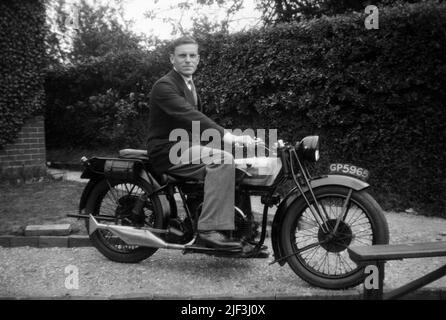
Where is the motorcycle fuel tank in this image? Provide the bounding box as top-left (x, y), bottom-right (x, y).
top-left (234, 157), bottom-right (282, 186)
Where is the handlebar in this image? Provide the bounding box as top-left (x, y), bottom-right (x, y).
top-left (234, 138), bottom-right (264, 148)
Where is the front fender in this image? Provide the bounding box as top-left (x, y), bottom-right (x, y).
top-left (271, 174), bottom-right (369, 265)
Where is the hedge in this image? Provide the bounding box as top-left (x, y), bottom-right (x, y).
top-left (194, 1), bottom-right (446, 215)
top-left (0, 0), bottom-right (46, 148)
top-left (44, 47), bottom-right (171, 148)
top-left (44, 1), bottom-right (446, 216)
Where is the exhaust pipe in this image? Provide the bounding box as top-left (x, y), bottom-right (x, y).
top-left (88, 215), bottom-right (185, 250)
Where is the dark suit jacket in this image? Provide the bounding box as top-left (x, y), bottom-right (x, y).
top-left (146, 70), bottom-right (225, 173)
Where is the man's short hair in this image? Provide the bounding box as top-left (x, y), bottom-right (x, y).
top-left (170, 36), bottom-right (198, 53)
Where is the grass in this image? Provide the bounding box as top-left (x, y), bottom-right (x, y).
top-left (0, 180), bottom-right (87, 235)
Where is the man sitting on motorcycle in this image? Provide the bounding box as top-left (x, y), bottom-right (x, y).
top-left (146, 35), bottom-right (255, 250)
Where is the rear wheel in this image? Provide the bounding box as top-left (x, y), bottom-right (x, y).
top-left (84, 179), bottom-right (165, 263)
top-left (280, 186), bottom-right (389, 289)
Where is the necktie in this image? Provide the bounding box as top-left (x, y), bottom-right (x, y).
top-left (188, 79), bottom-right (198, 107)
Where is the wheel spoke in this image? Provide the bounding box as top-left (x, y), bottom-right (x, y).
top-left (334, 253), bottom-right (342, 275)
top-left (295, 229), bottom-right (318, 239)
top-left (300, 246), bottom-right (319, 261)
top-left (350, 228), bottom-right (372, 236)
top-left (350, 221), bottom-right (372, 228)
top-left (308, 246), bottom-right (323, 269)
top-left (345, 206), bottom-right (363, 225)
top-left (313, 249), bottom-right (326, 272)
top-left (298, 217), bottom-right (319, 229)
top-left (323, 251), bottom-right (330, 274)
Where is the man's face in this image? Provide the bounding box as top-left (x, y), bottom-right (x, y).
top-left (170, 43), bottom-right (200, 77)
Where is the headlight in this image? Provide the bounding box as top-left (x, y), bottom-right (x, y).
top-left (296, 136), bottom-right (320, 162)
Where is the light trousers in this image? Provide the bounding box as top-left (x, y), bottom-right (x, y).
top-left (166, 144), bottom-right (235, 231)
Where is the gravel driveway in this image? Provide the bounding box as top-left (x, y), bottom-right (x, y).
top-left (1, 209), bottom-right (445, 299)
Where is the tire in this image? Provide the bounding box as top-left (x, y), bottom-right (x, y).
top-left (279, 185), bottom-right (389, 289)
top-left (84, 178), bottom-right (165, 263)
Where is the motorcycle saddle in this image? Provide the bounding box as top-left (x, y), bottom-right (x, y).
top-left (118, 149), bottom-right (179, 183)
top-left (119, 149), bottom-right (149, 160)
top-left (117, 149), bottom-right (206, 185)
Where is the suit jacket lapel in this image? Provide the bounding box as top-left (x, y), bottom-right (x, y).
top-left (169, 69), bottom-right (198, 108)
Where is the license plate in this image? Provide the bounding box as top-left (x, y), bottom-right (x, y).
top-left (329, 163), bottom-right (370, 181)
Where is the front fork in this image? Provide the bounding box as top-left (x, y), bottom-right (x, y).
top-left (288, 149), bottom-right (354, 235)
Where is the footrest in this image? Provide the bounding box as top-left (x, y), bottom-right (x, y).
top-left (183, 244), bottom-right (270, 259)
top-left (183, 245), bottom-right (241, 253)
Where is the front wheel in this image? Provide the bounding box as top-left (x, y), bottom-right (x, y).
top-left (280, 186), bottom-right (389, 289)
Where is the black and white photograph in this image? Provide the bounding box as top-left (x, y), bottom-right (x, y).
top-left (0, 0), bottom-right (445, 308)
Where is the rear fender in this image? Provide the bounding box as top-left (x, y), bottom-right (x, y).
top-left (271, 174), bottom-right (370, 265)
top-left (79, 174), bottom-right (103, 213)
top-left (80, 167), bottom-right (101, 180)
top-left (79, 168), bottom-right (172, 228)
top-left (137, 169), bottom-right (172, 223)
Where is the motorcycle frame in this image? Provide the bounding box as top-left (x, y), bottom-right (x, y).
top-left (134, 144), bottom-right (325, 253)
top-left (74, 143), bottom-right (371, 260)
top-left (75, 147), bottom-right (296, 251)
top-left (137, 166), bottom-right (288, 253)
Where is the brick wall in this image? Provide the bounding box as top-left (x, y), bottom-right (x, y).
top-left (0, 116), bottom-right (46, 179)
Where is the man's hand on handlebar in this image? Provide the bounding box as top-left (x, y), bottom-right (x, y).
top-left (237, 135), bottom-right (257, 146)
top-left (223, 132), bottom-right (263, 147)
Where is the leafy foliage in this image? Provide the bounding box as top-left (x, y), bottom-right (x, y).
top-left (45, 0), bottom-right (147, 65)
top-left (0, 0), bottom-right (46, 148)
top-left (45, 1), bottom-right (446, 215)
top-left (69, 0), bottom-right (143, 63)
top-left (257, 0), bottom-right (423, 24)
top-left (44, 47), bottom-right (171, 149)
top-left (195, 1), bottom-right (446, 215)
top-left (143, 0), bottom-right (251, 37)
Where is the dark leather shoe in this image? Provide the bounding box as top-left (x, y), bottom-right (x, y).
top-left (196, 231), bottom-right (242, 249)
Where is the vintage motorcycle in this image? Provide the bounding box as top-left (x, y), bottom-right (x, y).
top-left (69, 136), bottom-right (389, 289)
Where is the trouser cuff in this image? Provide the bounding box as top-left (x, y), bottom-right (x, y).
top-left (197, 223), bottom-right (235, 231)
